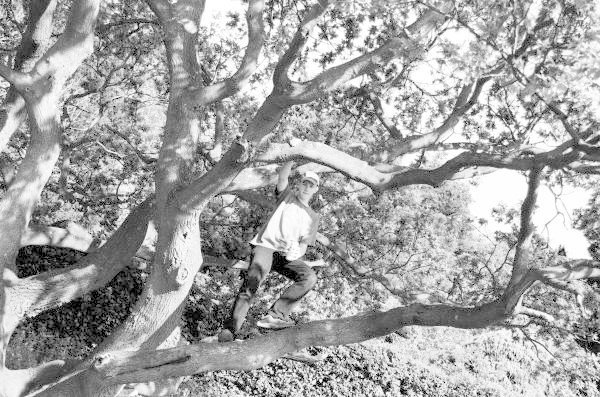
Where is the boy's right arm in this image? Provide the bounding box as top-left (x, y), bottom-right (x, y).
top-left (276, 161), bottom-right (294, 193)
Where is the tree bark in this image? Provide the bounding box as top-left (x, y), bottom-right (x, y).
top-left (0, 0), bottom-right (100, 381)
top-left (20, 224), bottom-right (95, 252)
top-left (64, 297), bottom-right (519, 384)
top-left (31, 1), bottom-right (265, 395)
top-left (0, 0), bottom-right (58, 153)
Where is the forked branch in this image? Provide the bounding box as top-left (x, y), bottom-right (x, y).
top-left (272, 0), bottom-right (330, 90)
top-left (189, 0), bottom-right (266, 104)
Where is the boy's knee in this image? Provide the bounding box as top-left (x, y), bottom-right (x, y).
top-left (245, 272), bottom-right (263, 294)
top-left (304, 269), bottom-right (317, 289)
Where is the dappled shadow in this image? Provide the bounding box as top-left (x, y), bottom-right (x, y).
top-left (7, 245), bottom-right (145, 370)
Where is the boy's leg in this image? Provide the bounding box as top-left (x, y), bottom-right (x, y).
top-left (222, 246), bottom-right (274, 335)
top-left (268, 254), bottom-right (317, 320)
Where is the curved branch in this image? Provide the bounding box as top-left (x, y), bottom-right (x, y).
top-left (20, 224), bottom-right (95, 252)
top-left (390, 76), bottom-right (492, 155)
top-left (272, 0), bottom-right (329, 90)
top-left (6, 198), bottom-right (152, 319)
top-left (0, 0), bottom-right (101, 271)
top-left (0, 359), bottom-right (69, 397)
top-left (89, 297), bottom-right (515, 385)
top-left (518, 306), bottom-right (556, 323)
top-left (535, 259), bottom-right (600, 282)
top-left (256, 141), bottom-right (584, 191)
top-left (505, 258), bottom-right (600, 317)
top-left (286, 8), bottom-right (446, 104)
top-left (0, 0), bottom-right (58, 153)
top-left (189, 0), bottom-right (266, 104)
top-left (242, 8), bottom-right (448, 144)
top-left (222, 0), bottom-right (266, 91)
top-left (0, 64), bottom-right (32, 92)
top-left (287, 38), bottom-right (411, 104)
top-left (208, 101), bottom-right (226, 161)
top-left (502, 167), bottom-right (543, 309)
top-left (222, 162), bottom-right (338, 193)
top-left (369, 12), bottom-right (553, 154)
top-left (514, 167), bottom-right (542, 267)
top-left (364, 78), bottom-right (482, 140)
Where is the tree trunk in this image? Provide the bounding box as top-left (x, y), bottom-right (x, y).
top-left (0, 0), bottom-right (100, 388)
top-left (0, 0), bottom-right (58, 152)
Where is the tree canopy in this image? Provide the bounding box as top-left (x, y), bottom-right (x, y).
top-left (0, 0), bottom-right (600, 396)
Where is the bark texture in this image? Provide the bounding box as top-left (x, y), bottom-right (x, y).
top-left (0, 0), bottom-right (101, 388)
top-left (0, 0), bottom-right (58, 153)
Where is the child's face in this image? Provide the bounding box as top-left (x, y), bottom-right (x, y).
top-left (297, 179), bottom-right (318, 203)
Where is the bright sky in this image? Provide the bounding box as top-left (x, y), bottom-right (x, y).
top-left (204, 0), bottom-right (243, 20)
top-left (470, 170), bottom-right (591, 258)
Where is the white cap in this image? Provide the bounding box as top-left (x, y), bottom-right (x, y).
top-left (301, 171), bottom-right (320, 186)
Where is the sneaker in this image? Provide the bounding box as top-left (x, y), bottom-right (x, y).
top-left (256, 314), bottom-right (295, 329)
top-left (217, 329), bottom-right (234, 342)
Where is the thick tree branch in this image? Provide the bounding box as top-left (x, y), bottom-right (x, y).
top-left (363, 77), bottom-right (488, 142)
top-left (391, 76), bottom-right (492, 155)
top-left (0, 64), bottom-right (32, 92)
top-left (221, 162), bottom-right (338, 193)
top-left (12, 0), bottom-right (59, 73)
top-left (518, 306), bottom-right (556, 323)
top-left (29, 297), bottom-right (513, 393)
top-left (273, 8), bottom-right (446, 105)
top-left (0, 0), bottom-right (101, 272)
top-left (174, 140), bottom-right (248, 212)
top-left (208, 101), bottom-right (226, 161)
top-left (367, 12), bottom-right (553, 154)
top-left (243, 8), bottom-right (447, 143)
top-left (20, 223), bottom-right (96, 252)
top-left (6, 198), bottom-right (151, 319)
top-left (287, 38), bottom-right (415, 104)
top-left (535, 259), bottom-right (600, 282)
top-left (0, 0), bottom-right (58, 153)
top-left (543, 278), bottom-right (588, 315)
top-left (214, 0), bottom-right (265, 91)
top-left (504, 166), bottom-right (542, 298)
top-left (144, 0), bottom-right (170, 23)
top-left (26, 258), bottom-right (600, 394)
top-left (0, 359), bottom-right (69, 397)
top-left (255, 141), bottom-right (584, 191)
top-left (83, 296), bottom-right (519, 385)
top-left (502, 258), bottom-right (600, 321)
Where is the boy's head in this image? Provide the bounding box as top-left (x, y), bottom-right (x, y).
top-left (296, 171), bottom-right (319, 204)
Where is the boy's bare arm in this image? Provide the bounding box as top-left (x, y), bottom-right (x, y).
top-left (277, 161), bottom-right (294, 192)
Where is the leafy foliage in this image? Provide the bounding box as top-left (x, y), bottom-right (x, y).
top-left (2, 0), bottom-right (600, 394)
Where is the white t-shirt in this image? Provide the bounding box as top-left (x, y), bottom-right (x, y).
top-left (250, 188), bottom-right (319, 260)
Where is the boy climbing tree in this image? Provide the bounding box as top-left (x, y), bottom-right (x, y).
top-left (219, 162), bottom-right (321, 342)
